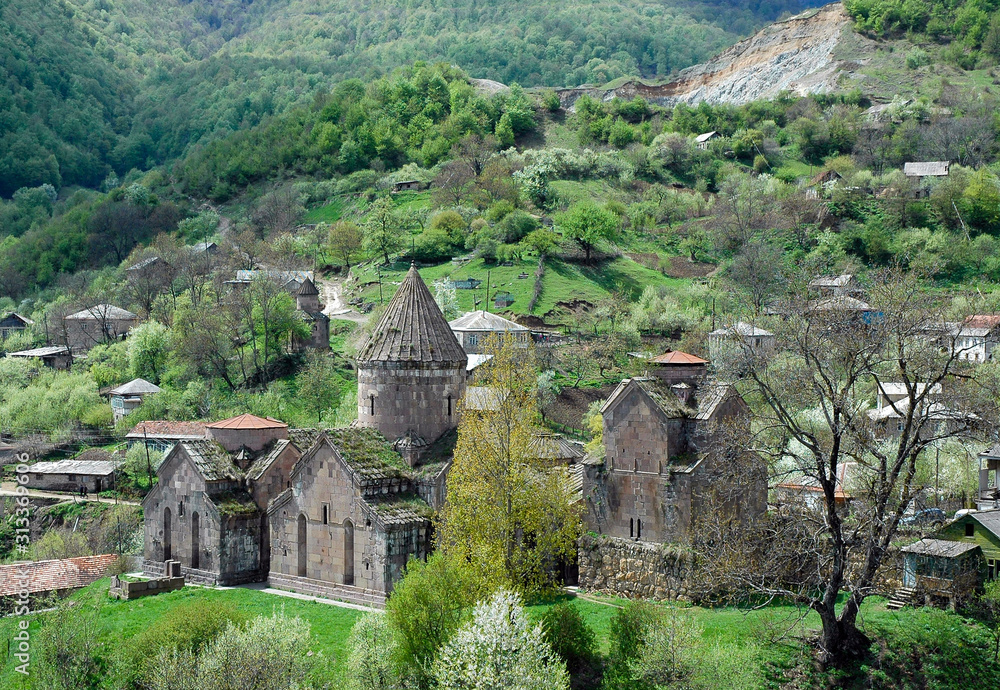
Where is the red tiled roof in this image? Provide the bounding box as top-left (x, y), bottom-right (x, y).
top-left (126, 420), bottom-right (208, 438)
top-left (205, 413), bottom-right (288, 430)
top-left (963, 315), bottom-right (1000, 329)
top-left (0, 554), bottom-right (118, 597)
top-left (650, 350), bottom-right (708, 365)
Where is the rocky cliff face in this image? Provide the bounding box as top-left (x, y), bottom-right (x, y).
top-left (557, 2), bottom-right (870, 108)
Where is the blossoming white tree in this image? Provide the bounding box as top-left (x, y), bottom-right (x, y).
top-left (432, 590), bottom-right (569, 690)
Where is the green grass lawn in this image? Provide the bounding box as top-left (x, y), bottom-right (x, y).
top-left (350, 255), bottom-right (688, 324)
top-left (3, 581), bottom-right (996, 689)
top-left (0, 581), bottom-right (362, 689)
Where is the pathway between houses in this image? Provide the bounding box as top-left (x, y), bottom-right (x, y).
top-left (317, 275), bottom-right (367, 324)
top-left (0, 482), bottom-right (140, 506)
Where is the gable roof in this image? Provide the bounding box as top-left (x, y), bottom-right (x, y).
top-left (0, 555), bottom-right (118, 596)
top-left (28, 458), bottom-right (116, 476)
top-left (110, 378), bottom-right (161, 396)
top-left (126, 256), bottom-right (161, 272)
top-left (357, 264), bottom-right (467, 365)
top-left (808, 295), bottom-right (872, 312)
top-left (650, 350), bottom-right (708, 365)
top-left (904, 161), bottom-right (950, 177)
top-left (65, 304), bottom-right (137, 321)
top-left (809, 274), bottom-right (855, 289)
top-left (246, 439), bottom-right (292, 480)
top-left (530, 433), bottom-right (585, 461)
top-left (963, 315), bottom-right (1000, 330)
top-left (901, 538), bottom-right (981, 558)
top-left (205, 413), bottom-right (288, 430)
top-left (695, 131), bottom-right (718, 142)
top-left (0, 312), bottom-right (33, 327)
top-left (970, 510), bottom-right (1000, 539)
top-left (449, 310), bottom-right (529, 332)
top-left (709, 321), bottom-right (773, 337)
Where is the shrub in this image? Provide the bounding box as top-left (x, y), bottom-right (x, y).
top-left (347, 613), bottom-right (400, 690)
top-left (432, 590), bottom-right (569, 690)
top-left (33, 596), bottom-right (107, 690)
top-left (540, 602), bottom-right (597, 671)
top-left (385, 553), bottom-right (481, 686)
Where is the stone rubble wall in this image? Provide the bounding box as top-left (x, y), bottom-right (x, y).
top-left (577, 533), bottom-right (695, 601)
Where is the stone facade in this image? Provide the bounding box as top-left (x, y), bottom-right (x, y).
top-left (267, 432), bottom-right (432, 598)
top-left (357, 362), bottom-right (465, 451)
top-left (583, 375), bottom-right (765, 547)
top-left (141, 417), bottom-right (307, 586)
top-left (577, 533), bottom-right (695, 600)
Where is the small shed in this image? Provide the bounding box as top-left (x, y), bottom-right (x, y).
top-left (450, 277), bottom-right (482, 290)
top-left (6, 345), bottom-right (73, 370)
top-left (109, 378), bottom-right (162, 422)
top-left (901, 538), bottom-right (982, 609)
top-left (707, 322), bottom-right (775, 363)
top-left (493, 291), bottom-right (515, 309)
top-left (934, 510), bottom-right (1000, 579)
top-left (26, 457), bottom-right (117, 493)
top-left (392, 180), bottom-right (421, 193)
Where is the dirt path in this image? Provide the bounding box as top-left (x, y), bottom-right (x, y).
top-left (0, 482), bottom-right (140, 506)
top-left (317, 275), bottom-right (367, 324)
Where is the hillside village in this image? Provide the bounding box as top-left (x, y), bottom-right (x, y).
top-left (10, 0), bottom-right (1000, 687)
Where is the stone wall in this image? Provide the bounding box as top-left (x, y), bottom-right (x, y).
top-left (357, 362), bottom-right (465, 445)
top-left (267, 573), bottom-right (386, 608)
top-left (109, 571), bottom-right (184, 600)
top-left (26, 472), bottom-right (109, 493)
top-left (577, 533), bottom-right (696, 601)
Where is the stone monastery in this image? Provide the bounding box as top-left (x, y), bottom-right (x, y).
top-left (143, 265), bottom-right (463, 606)
top-left (143, 264), bottom-right (762, 604)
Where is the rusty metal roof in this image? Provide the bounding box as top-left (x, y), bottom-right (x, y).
top-left (357, 265), bottom-right (467, 365)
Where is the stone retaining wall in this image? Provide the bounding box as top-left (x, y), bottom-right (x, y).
top-left (577, 533), bottom-right (695, 601)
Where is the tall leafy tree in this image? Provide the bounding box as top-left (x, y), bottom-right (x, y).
top-left (438, 335), bottom-right (581, 593)
top-left (556, 201), bottom-right (619, 263)
top-left (362, 197), bottom-right (405, 265)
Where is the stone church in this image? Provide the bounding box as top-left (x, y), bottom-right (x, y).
top-left (582, 351), bottom-right (766, 543)
top-left (142, 265), bottom-right (467, 605)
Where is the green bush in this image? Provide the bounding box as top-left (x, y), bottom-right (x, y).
top-left (540, 602), bottom-right (597, 671)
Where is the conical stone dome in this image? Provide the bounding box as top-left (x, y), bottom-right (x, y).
top-left (357, 265), bottom-right (467, 366)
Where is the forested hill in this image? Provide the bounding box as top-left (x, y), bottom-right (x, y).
top-left (0, 0), bottom-right (823, 198)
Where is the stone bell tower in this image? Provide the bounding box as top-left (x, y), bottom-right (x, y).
top-left (355, 264), bottom-right (467, 464)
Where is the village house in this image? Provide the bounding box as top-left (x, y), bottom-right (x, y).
top-left (109, 378), bottom-right (161, 422)
top-left (6, 345), bottom-right (73, 370)
top-left (808, 274), bottom-right (862, 298)
top-left (953, 315), bottom-right (1000, 363)
top-left (392, 179), bottom-right (421, 192)
top-left (694, 131), bottom-right (720, 149)
top-left (977, 444), bottom-right (1000, 511)
top-left (904, 161), bottom-right (950, 197)
top-left (63, 304), bottom-right (138, 353)
top-left (449, 310), bottom-right (531, 355)
top-left (582, 351), bottom-right (766, 547)
top-left (26, 453), bottom-right (117, 493)
top-left (0, 312), bottom-right (32, 340)
top-left (707, 321), bottom-right (775, 364)
top-left (775, 462), bottom-right (854, 513)
top-left (126, 420), bottom-right (209, 453)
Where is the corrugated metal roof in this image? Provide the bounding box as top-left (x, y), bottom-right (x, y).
top-left (466, 354), bottom-right (493, 371)
top-left (65, 304), bottom-right (137, 321)
top-left (904, 161), bottom-right (950, 177)
top-left (709, 321), bottom-right (773, 337)
top-left (357, 265), bottom-right (467, 365)
top-left (809, 274), bottom-right (854, 288)
top-left (8, 346), bottom-right (70, 358)
top-left (205, 413), bottom-right (288, 430)
top-left (530, 433), bottom-right (585, 461)
top-left (901, 538), bottom-right (980, 557)
top-left (29, 459), bottom-right (116, 475)
top-left (695, 131), bottom-right (718, 142)
top-left (449, 310), bottom-right (529, 332)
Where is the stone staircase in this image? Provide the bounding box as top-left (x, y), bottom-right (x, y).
top-left (885, 586), bottom-right (917, 610)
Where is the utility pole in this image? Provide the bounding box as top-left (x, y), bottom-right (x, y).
top-left (485, 269), bottom-right (491, 312)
